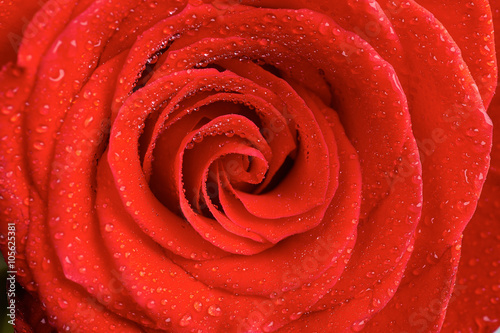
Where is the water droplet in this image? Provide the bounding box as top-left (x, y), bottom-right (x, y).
top-left (426, 252), bottom-right (439, 264)
top-left (258, 39), bottom-right (269, 46)
top-left (84, 116), bottom-right (94, 127)
top-left (465, 128), bottom-right (479, 137)
top-left (262, 321), bottom-right (274, 332)
top-left (1, 105), bottom-right (13, 115)
top-left (5, 88), bottom-right (17, 99)
top-left (318, 21), bottom-right (331, 35)
top-left (35, 125), bottom-right (49, 133)
top-left (9, 113), bottom-right (20, 123)
top-left (193, 301), bottom-right (203, 312)
top-left (207, 304), bottom-right (222, 317)
top-left (39, 104), bottom-right (50, 116)
top-left (371, 298), bottom-right (381, 307)
top-left (179, 314), bottom-right (192, 327)
top-left (474, 287), bottom-right (485, 295)
top-left (263, 13), bottom-right (276, 23)
top-left (193, 134), bottom-right (203, 143)
top-left (104, 224), bottom-right (114, 232)
top-left (351, 319), bottom-right (366, 332)
top-left (58, 298), bottom-right (69, 309)
top-left (41, 258), bottom-right (51, 271)
top-left (49, 69), bottom-right (65, 82)
top-left (52, 40), bottom-right (63, 54)
top-left (290, 312), bottom-right (303, 320)
top-left (33, 141), bottom-right (45, 151)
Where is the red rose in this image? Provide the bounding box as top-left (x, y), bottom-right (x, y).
top-left (0, 0), bottom-right (499, 332)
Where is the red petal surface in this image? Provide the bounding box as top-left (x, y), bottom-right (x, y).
top-left (441, 2), bottom-right (500, 329)
top-left (0, 0), bottom-right (45, 66)
top-left (442, 178), bottom-right (500, 332)
top-left (0, 65), bottom-right (35, 289)
top-left (0, 0), bottom-right (498, 332)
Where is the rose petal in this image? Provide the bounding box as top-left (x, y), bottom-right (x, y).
top-left (0, 0), bottom-right (43, 66)
top-left (26, 189), bottom-right (144, 332)
top-left (46, 53), bottom-right (159, 328)
top-left (441, 3), bottom-right (500, 326)
top-left (172, 105), bottom-right (360, 300)
top-left (412, 0), bottom-right (497, 108)
top-left (24, 0), bottom-right (140, 197)
top-left (175, 115), bottom-right (274, 254)
top-left (97, 108), bottom-right (362, 331)
top-left (379, 0), bottom-right (492, 292)
top-left (0, 65), bottom-right (35, 289)
top-left (441, 178), bottom-right (500, 331)
top-left (308, 135), bottom-right (422, 327)
top-left (99, 0), bottom-right (188, 63)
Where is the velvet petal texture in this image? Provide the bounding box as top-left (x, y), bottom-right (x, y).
top-left (0, 0), bottom-right (498, 332)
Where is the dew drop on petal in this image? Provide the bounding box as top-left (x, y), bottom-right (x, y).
top-left (146, 300), bottom-right (155, 309)
top-left (179, 314), bottom-right (192, 327)
top-left (1, 105), bottom-right (13, 115)
top-left (207, 304), bottom-right (222, 317)
top-left (58, 298), bottom-right (69, 309)
top-left (262, 321), bottom-right (275, 332)
top-left (318, 21), bottom-right (330, 35)
top-left (351, 319), bottom-right (366, 332)
top-left (33, 141), bottom-right (45, 151)
top-left (35, 125), bottom-right (49, 133)
top-left (41, 258), bottom-right (51, 271)
top-left (84, 116), bottom-right (94, 128)
top-left (193, 301), bottom-right (203, 312)
top-left (289, 312), bottom-right (303, 320)
top-left (49, 69), bottom-right (65, 82)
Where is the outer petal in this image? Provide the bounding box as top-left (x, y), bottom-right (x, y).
top-left (441, 178), bottom-right (500, 332)
top-left (359, 0), bottom-right (493, 330)
top-left (14, 287), bottom-right (55, 333)
top-left (0, 65), bottom-right (35, 289)
top-left (414, 0), bottom-right (497, 108)
top-left (441, 2), bottom-right (500, 329)
top-left (26, 190), bottom-right (145, 332)
top-left (0, 0), bottom-right (44, 66)
top-left (1, 1), bottom-right (497, 332)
